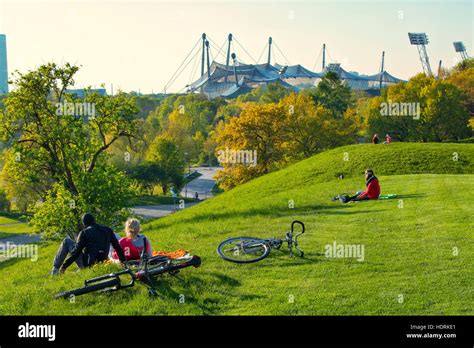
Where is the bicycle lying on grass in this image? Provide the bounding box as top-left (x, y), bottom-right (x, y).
top-left (217, 220), bottom-right (305, 263)
top-left (54, 246), bottom-right (201, 299)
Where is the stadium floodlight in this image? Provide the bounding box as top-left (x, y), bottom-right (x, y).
top-left (408, 32), bottom-right (433, 76)
top-left (408, 32), bottom-right (429, 45)
top-left (453, 41), bottom-right (465, 52)
top-left (453, 41), bottom-right (469, 60)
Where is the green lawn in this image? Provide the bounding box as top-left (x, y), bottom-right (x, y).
top-left (0, 223), bottom-right (34, 239)
top-left (0, 143), bottom-right (472, 315)
top-left (0, 213), bottom-right (33, 239)
top-left (0, 216), bottom-right (19, 225)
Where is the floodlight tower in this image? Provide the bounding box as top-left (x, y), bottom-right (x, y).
top-left (453, 41), bottom-right (469, 60)
top-left (408, 32), bottom-right (433, 76)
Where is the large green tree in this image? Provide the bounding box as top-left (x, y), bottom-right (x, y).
top-left (0, 63), bottom-right (141, 237)
top-left (367, 74), bottom-right (471, 142)
top-left (306, 71), bottom-right (353, 118)
top-left (145, 136), bottom-right (185, 194)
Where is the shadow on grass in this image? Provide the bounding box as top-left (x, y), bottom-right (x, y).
top-left (0, 254), bottom-right (27, 269)
top-left (0, 211), bottom-right (32, 222)
top-left (152, 271), bottom-right (247, 314)
top-left (250, 249), bottom-right (325, 269)
top-left (151, 203), bottom-right (385, 230)
top-left (0, 232), bottom-right (20, 239)
top-left (395, 193), bottom-right (427, 199)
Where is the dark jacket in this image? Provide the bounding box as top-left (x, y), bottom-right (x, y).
top-left (62, 223), bottom-right (126, 269)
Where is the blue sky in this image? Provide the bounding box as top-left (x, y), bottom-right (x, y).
top-left (0, 0), bottom-right (472, 93)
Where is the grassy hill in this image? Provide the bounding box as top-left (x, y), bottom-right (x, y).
top-left (0, 143), bottom-right (473, 315)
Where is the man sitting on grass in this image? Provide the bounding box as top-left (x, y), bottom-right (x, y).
top-left (51, 213), bottom-right (126, 275)
top-left (333, 169), bottom-right (381, 203)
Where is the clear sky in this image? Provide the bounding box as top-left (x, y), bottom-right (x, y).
top-left (0, 0), bottom-right (472, 93)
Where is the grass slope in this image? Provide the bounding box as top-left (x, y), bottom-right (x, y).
top-left (0, 143), bottom-right (472, 315)
top-left (0, 213), bottom-right (32, 239)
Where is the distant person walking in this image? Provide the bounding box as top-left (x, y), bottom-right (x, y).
top-left (384, 133), bottom-right (392, 144)
top-left (372, 134), bottom-right (379, 144)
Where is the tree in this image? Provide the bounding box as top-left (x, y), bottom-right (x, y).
top-left (0, 63), bottom-right (141, 237)
top-left (447, 66), bottom-right (474, 132)
top-left (237, 82), bottom-right (290, 104)
top-left (145, 136), bottom-right (185, 194)
top-left (280, 93), bottom-right (361, 157)
top-left (214, 102), bottom-right (287, 190)
top-left (127, 162), bottom-right (165, 195)
top-left (306, 71), bottom-right (352, 118)
top-left (366, 74), bottom-right (471, 142)
top-left (215, 92), bottom-right (363, 190)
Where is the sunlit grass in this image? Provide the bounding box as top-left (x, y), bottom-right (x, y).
top-left (0, 143), bottom-right (472, 315)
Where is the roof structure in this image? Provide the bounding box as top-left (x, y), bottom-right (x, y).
top-left (175, 34), bottom-right (406, 99)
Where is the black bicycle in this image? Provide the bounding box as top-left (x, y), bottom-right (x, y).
top-left (217, 220), bottom-right (305, 263)
top-left (54, 245), bottom-right (201, 299)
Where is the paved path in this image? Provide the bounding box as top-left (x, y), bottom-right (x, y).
top-left (131, 202), bottom-right (198, 220)
top-left (181, 166), bottom-right (220, 199)
top-left (0, 222), bottom-right (27, 227)
top-left (0, 168), bottom-right (221, 248)
top-left (132, 167), bottom-right (220, 220)
top-left (0, 233), bottom-right (41, 262)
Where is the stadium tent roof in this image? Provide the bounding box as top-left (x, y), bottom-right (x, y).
top-left (366, 70), bottom-right (405, 84)
top-left (188, 61), bottom-right (299, 97)
top-left (274, 63), bottom-right (323, 78)
top-left (188, 60), bottom-right (405, 99)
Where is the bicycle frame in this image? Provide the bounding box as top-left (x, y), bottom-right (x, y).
top-left (74, 253), bottom-right (201, 295)
top-left (241, 220), bottom-right (305, 257)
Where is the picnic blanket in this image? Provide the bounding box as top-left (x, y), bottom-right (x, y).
top-left (378, 194), bottom-right (398, 200)
top-left (152, 249), bottom-right (189, 259)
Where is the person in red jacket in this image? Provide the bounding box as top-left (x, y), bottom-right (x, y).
top-left (333, 169), bottom-right (381, 203)
top-left (111, 218), bottom-right (152, 261)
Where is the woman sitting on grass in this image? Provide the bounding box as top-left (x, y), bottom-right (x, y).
top-left (111, 218), bottom-right (152, 261)
top-left (332, 169), bottom-right (381, 203)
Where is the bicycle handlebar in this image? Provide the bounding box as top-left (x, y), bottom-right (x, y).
top-left (291, 220), bottom-right (305, 235)
top-left (291, 220), bottom-right (305, 257)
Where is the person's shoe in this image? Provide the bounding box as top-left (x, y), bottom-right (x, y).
top-left (339, 195), bottom-right (349, 203)
top-left (50, 268), bottom-right (60, 276)
top-left (331, 195), bottom-right (339, 202)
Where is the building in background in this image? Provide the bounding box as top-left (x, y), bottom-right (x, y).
top-left (0, 34), bottom-right (8, 95)
top-left (65, 88), bottom-right (107, 98)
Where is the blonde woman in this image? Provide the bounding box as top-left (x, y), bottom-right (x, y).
top-left (112, 218), bottom-right (152, 261)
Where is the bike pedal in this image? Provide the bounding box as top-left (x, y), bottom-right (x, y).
top-left (148, 288), bottom-right (158, 297)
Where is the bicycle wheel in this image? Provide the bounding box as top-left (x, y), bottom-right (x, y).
top-left (217, 237), bottom-right (271, 263)
top-left (54, 277), bottom-right (120, 299)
